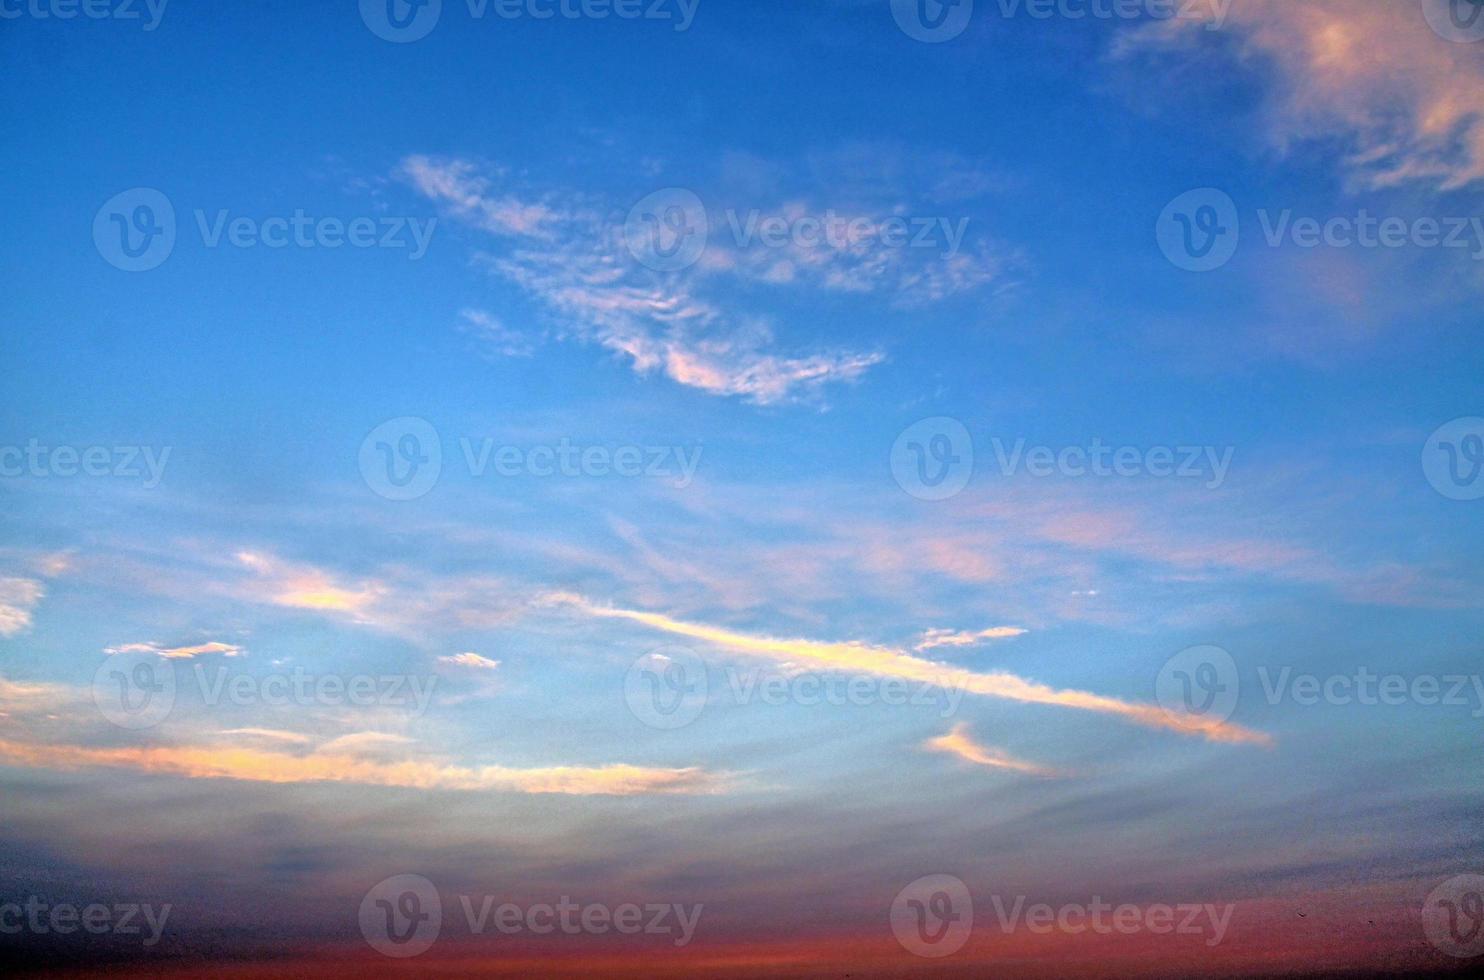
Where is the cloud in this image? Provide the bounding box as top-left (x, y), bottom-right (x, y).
top-left (924, 723), bottom-right (1063, 777)
top-left (1117, 0), bottom-right (1484, 190)
top-left (0, 736), bottom-right (725, 796)
top-left (915, 626), bottom-right (1028, 653)
top-left (439, 652), bottom-right (502, 671)
top-left (0, 577), bottom-right (44, 637)
top-left (235, 550), bottom-right (383, 615)
top-left (459, 308), bottom-right (539, 358)
top-left (105, 640), bottom-right (245, 660)
top-left (214, 728), bottom-right (314, 745)
top-left (402, 155), bottom-right (899, 405)
top-left (0, 677), bottom-right (70, 717)
top-left (557, 597), bottom-right (1273, 746)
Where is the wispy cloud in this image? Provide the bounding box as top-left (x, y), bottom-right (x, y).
top-left (105, 640), bottom-right (245, 660)
top-left (1118, 0), bottom-right (1484, 190)
top-left (0, 736), bottom-right (725, 796)
top-left (399, 154), bottom-right (945, 404)
top-left (915, 626), bottom-right (1028, 653)
top-left (557, 597), bottom-right (1273, 746)
top-left (0, 577), bottom-right (44, 637)
top-left (923, 722), bottom-right (1063, 777)
top-left (439, 652), bottom-right (502, 671)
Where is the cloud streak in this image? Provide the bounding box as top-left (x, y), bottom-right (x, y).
top-left (0, 736), bottom-right (725, 796)
top-left (924, 723), bottom-right (1063, 777)
top-left (560, 597), bottom-right (1272, 746)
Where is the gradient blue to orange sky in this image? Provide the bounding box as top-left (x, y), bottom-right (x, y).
top-left (3, 0), bottom-right (1484, 976)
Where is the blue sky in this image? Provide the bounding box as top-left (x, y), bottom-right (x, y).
top-left (3, 0), bottom-right (1484, 974)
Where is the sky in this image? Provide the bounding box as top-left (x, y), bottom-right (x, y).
top-left (2, 0), bottom-right (1484, 976)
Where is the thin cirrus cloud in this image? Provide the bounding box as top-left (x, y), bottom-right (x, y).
top-left (105, 641), bottom-right (245, 660)
top-left (914, 626), bottom-right (1028, 652)
top-left (0, 577), bottom-right (44, 637)
top-left (399, 153), bottom-right (1012, 405)
top-left (1117, 0), bottom-right (1484, 191)
top-left (0, 735), bottom-right (725, 797)
top-left (924, 722), bottom-right (1064, 778)
top-left (439, 652), bottom-right (502, 671)
top-left (554, 596), bottom-right (1273, 746)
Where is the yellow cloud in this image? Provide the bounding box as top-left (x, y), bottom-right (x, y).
top-left (0, 737), bottom-right (723, 797)
top-left (924, 723), bottom-right (1063, 777)
top-left (565, 599), bottom-right (1272, 746)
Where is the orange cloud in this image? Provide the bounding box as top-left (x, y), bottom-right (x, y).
top-left (924, 723), bottom-right (1064, 777)
top-left (0, 736), bottom-right (724, 796)
top-left (563, 599), bottom-right (1272, 746)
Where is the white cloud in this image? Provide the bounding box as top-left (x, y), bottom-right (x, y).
top-left (439, 652), bottom-right (502, 671)
top-left (0, 578), bottom-right (45, 637)
top-left (1117, 0), bottom-right (1484, 191)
